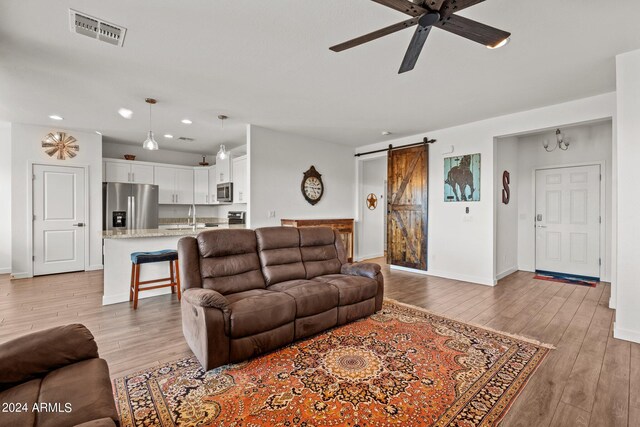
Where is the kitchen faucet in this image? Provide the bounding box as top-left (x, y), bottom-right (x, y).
top-left (187, 204), bottom-right (197, 228)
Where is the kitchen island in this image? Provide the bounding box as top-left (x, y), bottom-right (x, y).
top-left (102, 225), bottom-right (244, 305)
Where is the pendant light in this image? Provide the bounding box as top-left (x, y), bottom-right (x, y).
top-left (216, 115), bottom-right (228, 160)
top-left (142, 98), bottom-right (159, 150)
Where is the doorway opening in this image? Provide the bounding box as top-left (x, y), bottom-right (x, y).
top-left (494, 119), bottom-right (612, 283)
top-left (357, 155), bottom-right (387, 261)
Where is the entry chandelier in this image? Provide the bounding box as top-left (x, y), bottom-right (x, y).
top-left (142, 98), bottom-right (159, 150)
top-left (543, 128), bottom-right (569, 152)
top-left (216, 114), bottom-right (228, 160)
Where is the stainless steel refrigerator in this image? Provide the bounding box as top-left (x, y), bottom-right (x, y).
top-left (103, 183), bottom-right (159, 231)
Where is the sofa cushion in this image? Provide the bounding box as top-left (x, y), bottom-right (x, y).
top-left (0, 378), bottom-right (40, 427)
top-left (226, 290), bottom-right (296, 338)
top-left (37, 358), bottom-right (119, 427)
top-left (268, 279), bottom-right (339, 317)
top-left (256, 227), bottom-right (306, 286)
top-left (198, 230), bottom-right (266, 295)
top-left (313, 274), bottom-right (378, 306)
top-left (299, 228), bottom-right (342, 279)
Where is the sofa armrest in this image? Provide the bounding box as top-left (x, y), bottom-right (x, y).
top-left (340, 262), bottom-right (381, 279)
top-left (0, 324), bottom-right (99, 390)
top-left (178, 236), bottom-right (202, 291)
top-left (182, 288), bottom-right (229, 310)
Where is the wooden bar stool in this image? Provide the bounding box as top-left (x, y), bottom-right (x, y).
top-left (129, 250), bottom-right (181, 309)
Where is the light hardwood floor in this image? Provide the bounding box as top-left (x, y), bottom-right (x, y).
top-left (0, 261), bottom-right (637, 427)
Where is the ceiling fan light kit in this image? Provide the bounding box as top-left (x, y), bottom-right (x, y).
top-left (330, 0), bottom-right (511, 73)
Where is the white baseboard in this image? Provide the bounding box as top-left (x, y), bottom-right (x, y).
top-left (496, 267), bottom-right (518, 281)
top-left (0, 267), bottom-right (11, 275)
top-left (86, 264), bottom-right (104, 271)
top-left (390, 265), bottom-right (495, 287)
top-left (390, 265), bottom-right (429, 275)
top-left (609, 297), bottom-right (616, 309)
top-left (10, 272), bottom-right (31, 279)
top-left (357, 253), bottom-right (384, 262)
top-left (613, 323), bottom-right (640, 344)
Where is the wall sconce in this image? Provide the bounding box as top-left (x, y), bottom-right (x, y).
top-left (543, 128), bottom-right (570, 152)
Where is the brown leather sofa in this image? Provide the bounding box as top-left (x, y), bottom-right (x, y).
top-left (178, 226), bottom-right (384, 370)
top-left (0, 324), bottom-right (120, 427)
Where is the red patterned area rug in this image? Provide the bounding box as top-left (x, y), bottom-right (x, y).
top-left (113, 300), bottom-right (552, 426)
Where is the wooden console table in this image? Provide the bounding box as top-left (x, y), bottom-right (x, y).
top-left (281, 218), bottom-right (354, 262)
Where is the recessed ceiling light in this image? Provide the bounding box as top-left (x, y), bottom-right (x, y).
top-left (164, 134), bottom-right (173, 139)
top-left (49, 115), bottom-right (63, 121)
top-left (486, 37), bottom-right (510, 50)
top-left (95, 131), bottom-right (102, 135)
top-left (181, 119), bottom-right (192, 124)
top-left (382, 131), bottom-right (392, 136)
top-left (118, 108), bottom-right (133, 119)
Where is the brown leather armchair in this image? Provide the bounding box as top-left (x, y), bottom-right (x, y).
top-left (178, 226), bottom-right (384, 371)
top-left (0, 324), bottom-right (120, 427)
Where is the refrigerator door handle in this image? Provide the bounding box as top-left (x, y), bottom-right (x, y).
top-left (127, 196), bottom-right (132, 230)
top-left (131, 196), bottom-right (136, 230)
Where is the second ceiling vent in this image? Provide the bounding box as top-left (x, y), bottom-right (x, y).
top-left (69, 9), bottom-right (127, 47)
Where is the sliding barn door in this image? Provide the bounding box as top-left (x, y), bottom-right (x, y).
top-left (387, 145), bottom-right (429, 270)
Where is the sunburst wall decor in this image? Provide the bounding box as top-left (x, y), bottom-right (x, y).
top-left (41, 132), bottom-right (79, 160)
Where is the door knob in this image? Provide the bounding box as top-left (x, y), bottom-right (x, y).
top-left (73, 223), bottom-right (85, 227)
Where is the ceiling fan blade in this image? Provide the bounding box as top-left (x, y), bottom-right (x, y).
top-left (398, 23), bottom-right (432, 74)
top-left (436, 14), bottom-right (510, 47)
top-left (371, 0), bottom-right (427, 17)
top-left (330, 17), bottom-right (419, 52)
top-left (440, 0), bottom-right (486, 18)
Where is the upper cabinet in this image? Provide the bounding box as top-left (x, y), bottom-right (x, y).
top-left (154, 166), bottom-right (194, 205)
top-left (104, 160), bottom-right (154, 185)
top-left (194, 168), bottom-right (210, 205)
top-left (103, 155), bottom-right (246, 205)
top-left (216, 156), bottom-right (232, 184)
top-left (232, 155), bottom-right (248, 204)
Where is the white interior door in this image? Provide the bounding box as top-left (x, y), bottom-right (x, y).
top-left (535, 165), bottom-right (600, 278)
top-left (33, 164), bottom-right (86, 275)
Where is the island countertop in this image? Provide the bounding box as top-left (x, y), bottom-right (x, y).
top-left (103, 225), bottom-right (246, 240)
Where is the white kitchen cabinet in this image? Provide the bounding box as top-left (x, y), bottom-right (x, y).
top-left (194, 168), bottom-right (210, 205)
top-left (215, 156), bottom-right (232, 184)
top-left (232, 155), bottom-right (248, 204)
top-left (104, 160), bottom-right (154, 184)
top-left (130, 164), bottom-right (154, 184)
top-left (208, 165), bottom-right (217, 203)
top-left (154, 166), bottom-right (193, 205)
top-left (104, 161), bottom-right (130, 183)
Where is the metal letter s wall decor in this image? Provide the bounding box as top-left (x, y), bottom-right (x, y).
top-left (502, 170), bottom-right (510, 205)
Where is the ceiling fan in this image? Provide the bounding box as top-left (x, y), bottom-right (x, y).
top-left (330, 0), bottom-right (511, 74)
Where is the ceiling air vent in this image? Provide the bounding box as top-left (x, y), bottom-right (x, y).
top-left (178, 137), bottom-right (195, 142)
top-left (69, 9), bottom-right (127, 47)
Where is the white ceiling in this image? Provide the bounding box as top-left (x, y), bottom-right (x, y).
top-left (1, 0), bottom-right (639, 153)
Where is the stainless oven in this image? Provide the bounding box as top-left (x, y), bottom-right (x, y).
top-left (216, 182), bottom-right (233, 202)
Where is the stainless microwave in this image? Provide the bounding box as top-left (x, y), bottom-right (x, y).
top-left (217, 182), bottom-right (233, 202)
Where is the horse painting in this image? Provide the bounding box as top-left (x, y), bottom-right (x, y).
top-left (444, 154), bottom-right (480, 202)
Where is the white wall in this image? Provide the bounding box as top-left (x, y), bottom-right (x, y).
top-left (0, 122), bottom-right (11, 274)
top-left (357, 156), bottom-right (386, 260)
top-left (495, 137), bottom-right (519, 279)
top-left (11, 123), bottom-right (103, 277)
top-left (515, 121), bottom-right (613, 280)
top-left (614, 49), bottom-right (640, 343)
top-left (356, 93), bottom-right (615, 286)
top-left (248, 125), bottom-right (355, 228)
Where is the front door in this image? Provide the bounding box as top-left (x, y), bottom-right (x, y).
top-left (33, 164), bottom-right (86, 275)
top-left (535, 165), bottom-right (600, 278)
top-left (387, 145), bottom-right (429, 270)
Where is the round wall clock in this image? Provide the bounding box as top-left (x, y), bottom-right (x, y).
top-left (301, 166), bottom-right (324, 205)
top-left (42, 132), bottom-right (79, 160)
